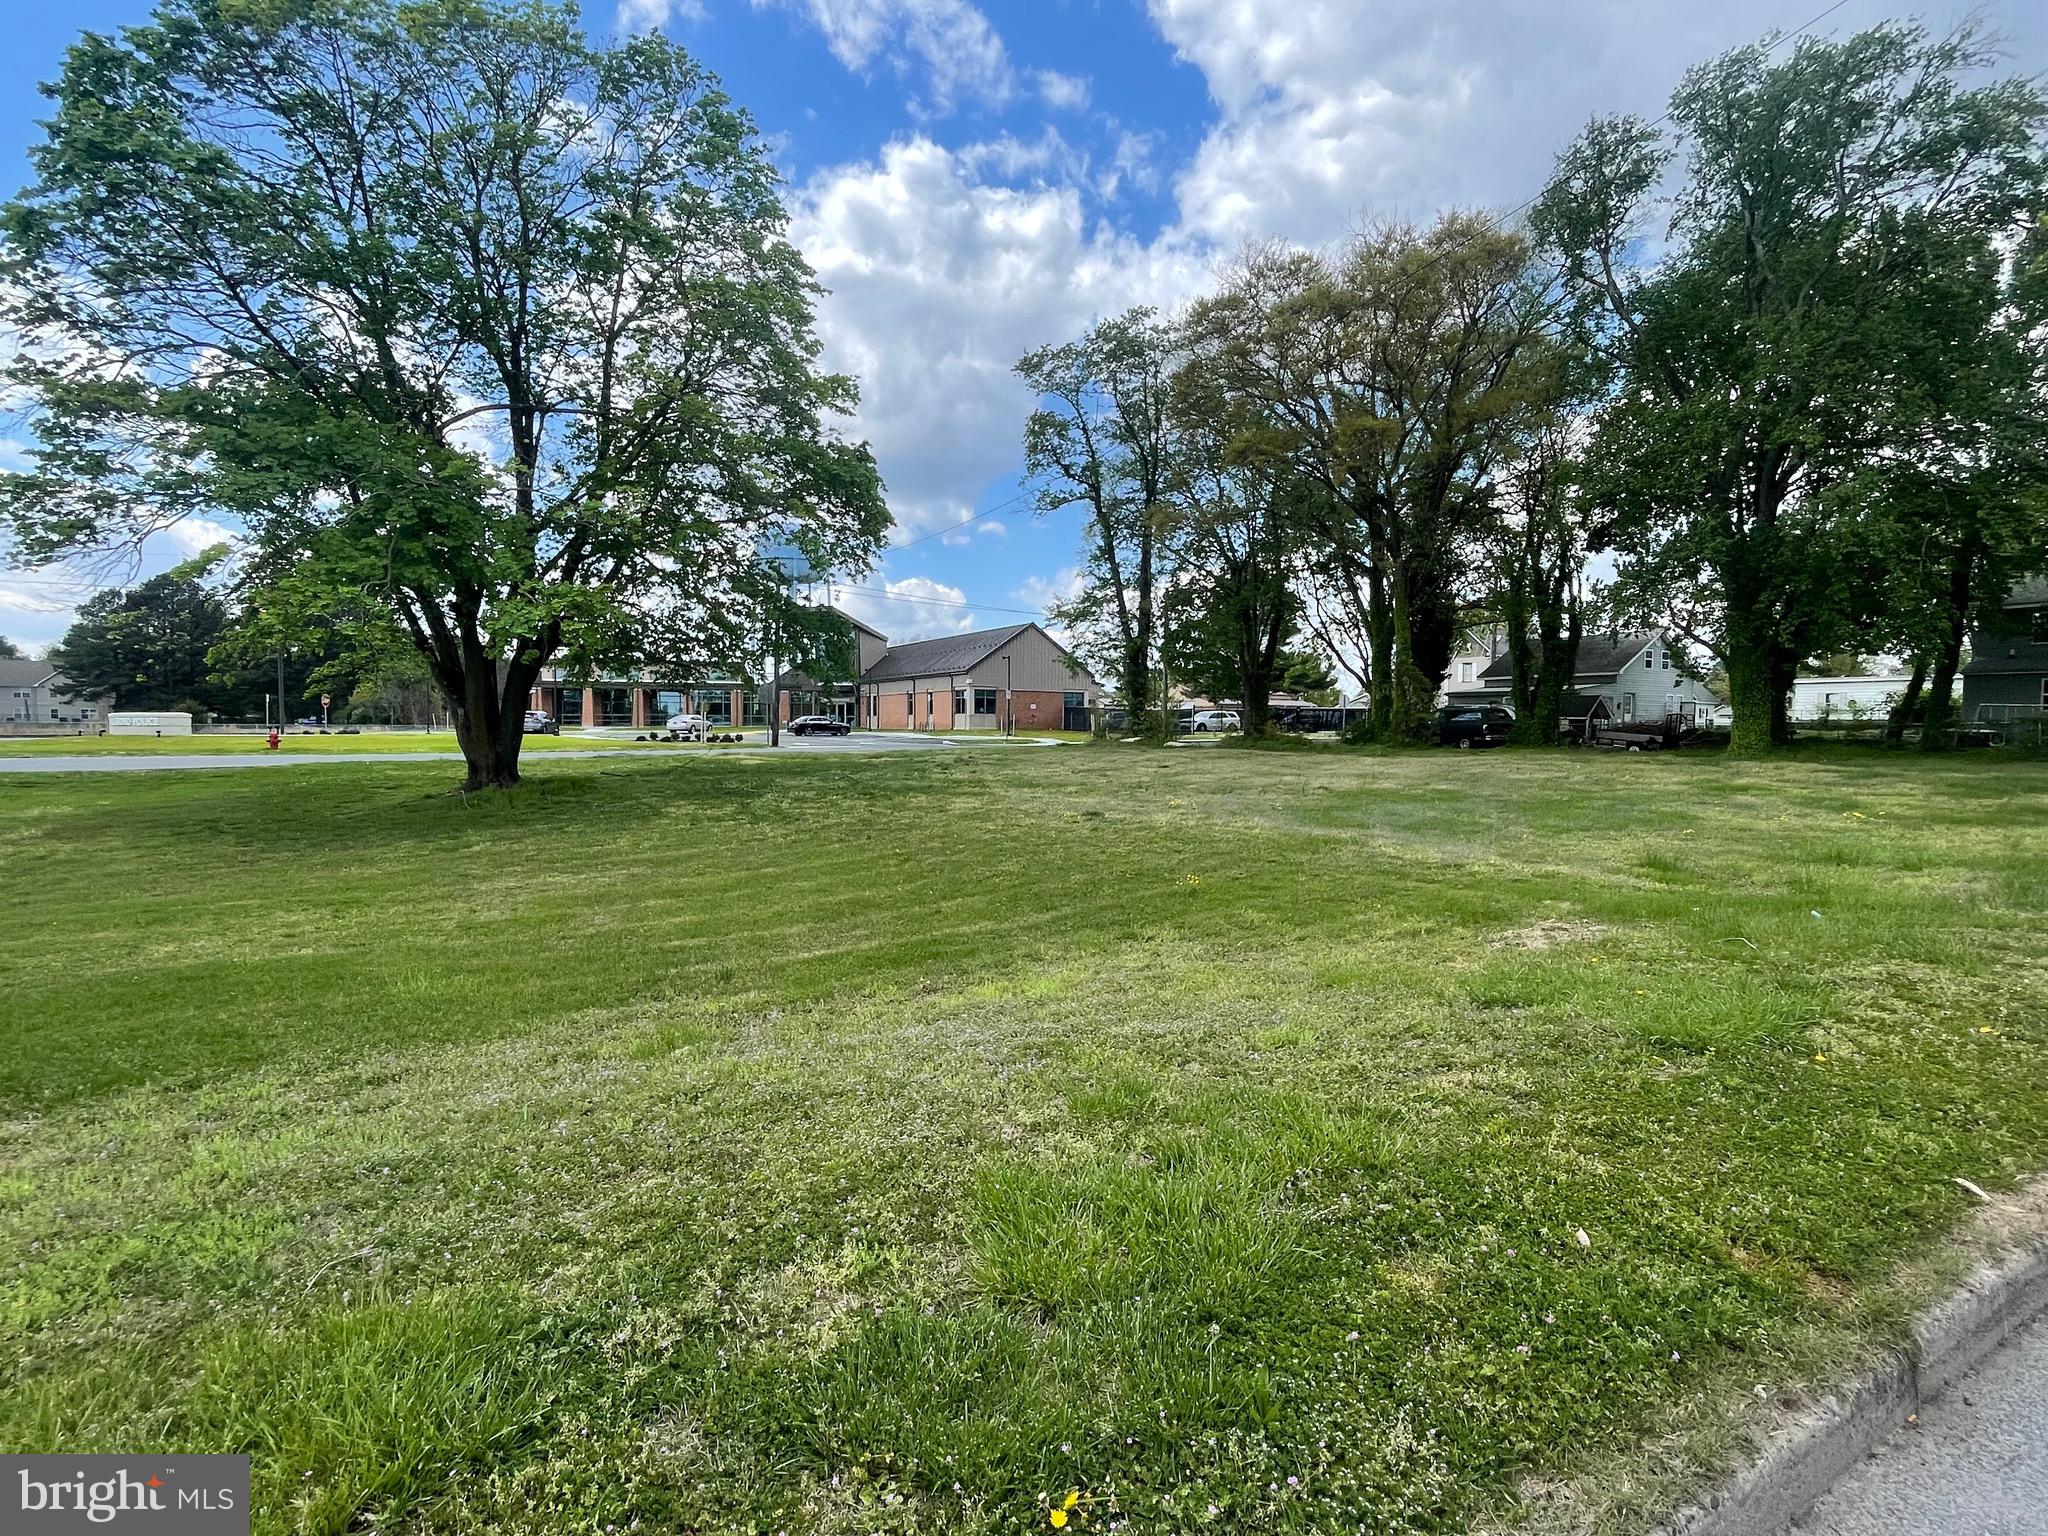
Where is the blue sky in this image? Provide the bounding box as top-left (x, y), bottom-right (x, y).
top-left (4, 0), bottom-right (2045, 651)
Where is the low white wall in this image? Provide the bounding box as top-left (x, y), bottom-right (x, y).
top-left (108, 711), bottom-right (194, 735)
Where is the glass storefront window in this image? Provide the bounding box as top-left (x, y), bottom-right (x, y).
top-left (555, 689), bottom-right (583, 726)
top-left (595, 687), bottom-right (634, 726)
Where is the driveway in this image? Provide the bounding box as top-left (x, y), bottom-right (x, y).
top-left (0, 732), bottom-right (1061, 772)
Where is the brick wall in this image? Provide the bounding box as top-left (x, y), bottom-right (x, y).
top-left (877, 689), bottom-right (914, 729)
top-left (1006, 689), bottom-right (1068, 731)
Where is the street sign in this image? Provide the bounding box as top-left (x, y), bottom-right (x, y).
top-left (320, 693), bottom-right (331, 707)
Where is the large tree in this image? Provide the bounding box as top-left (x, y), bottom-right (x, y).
top-left (50, 559), bottom-right (231, 714)
top-left (1157, 369), bottom-right (1313, 736)
top-left (1016, 309), bottom-right (1177, 719)
top-left (1489, 417), bottom-right (1588, 746)
top-left (1, 0), bottom-right (886, 788)
top-left (1183, 217), bottom-right (1555, 743)
top-left (1533, 22), bottom-right (2048, 754)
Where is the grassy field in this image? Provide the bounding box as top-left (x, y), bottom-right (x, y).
top-left (1, 744), bottom-right (2044, 1534)
top-left (0, 729), bottom-right (713, 755)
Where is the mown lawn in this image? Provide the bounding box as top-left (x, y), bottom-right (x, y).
top-left (0, 730), bottom-right (702, 756)
top-left (1, 744), bottom-right (2043, 1535)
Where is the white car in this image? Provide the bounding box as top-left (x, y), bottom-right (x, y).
top-left (665, 712), bottom-right (710, 739)
top-left (1189, 710), bottom-right (1242, 733)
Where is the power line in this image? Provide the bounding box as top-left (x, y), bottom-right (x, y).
top-left (818, 580), bottom-right (1049, 618)
top-left (889, 487), bottom-right (1035, 550)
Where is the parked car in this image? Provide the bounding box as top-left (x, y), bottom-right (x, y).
top-left (665, 712), bottom-right (710, 740)
top-left (788, 714), bottom-right (850, 736)
top-left (521, 709), bottom-right (558, 735)
top-left (1436, 705), bottom-right (1514, 748)
top-left (1188, 709), bottom-right (1242, 733)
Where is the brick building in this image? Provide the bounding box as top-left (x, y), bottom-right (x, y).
top-left (526, 613), bottom-right (1099, 732)
top-left (856, 622), bottom-right (1098, 732)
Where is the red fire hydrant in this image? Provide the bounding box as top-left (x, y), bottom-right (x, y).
top-left (266, 728), bottom-right (281, 751)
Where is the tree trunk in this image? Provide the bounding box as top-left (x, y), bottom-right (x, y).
top-left (1724, 646), bottom-right (1781, 757)
top-left (1886, 655), bottom-right (1928, 745)
top-left (1769, 653), bottom-right (1798, 746)
top-left (1919, 543), bottom-right (1974, 753)
top-left (1365, 547), bottom-right (1394, 739)
top-left (445, 650), bottom-right (540, 791)
top-left (452, 699), bottom-right (524, 790)
top-left (1386, 577), bottom-right (1438, 745)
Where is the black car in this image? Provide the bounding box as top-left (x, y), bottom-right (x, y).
top-left (788, 714), bottom-right (851, 736)
top-left (1437, 705), bottom-right (1514, 748)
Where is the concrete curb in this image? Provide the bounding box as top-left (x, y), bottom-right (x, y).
top-left (1654, 1237), bottom-right (2048, 1536)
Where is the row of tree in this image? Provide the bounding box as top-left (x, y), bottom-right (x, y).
top-left (31, 548), bottom-right (445, 725)
top-left (1018, 21), bottom-right (2048, 752)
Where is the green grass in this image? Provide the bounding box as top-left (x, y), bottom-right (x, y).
top-left (0, 730), bottom-right (710, 756)
top-left (1, 745), bottom-right (2044, 1534)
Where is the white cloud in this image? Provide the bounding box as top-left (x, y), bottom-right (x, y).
top-left (1014, 565), bottom-right (1081, 612)
top-left (0, 563), bottom-right (83, 618)
top-left (754, 0), bottom-right (1014, 113)
top-left (1035, 69), bottom-right (1091, 111)
top-left (789, 136), bottom-right (1206, 550)
top-left (825, 573), bottom-right (979, 641)
top-left (160, 515), bottom-right (242, 560)
top-left (615, 0), bottom-right (705, 31)
top-left (1142, 0), bottom-right (2020, 247)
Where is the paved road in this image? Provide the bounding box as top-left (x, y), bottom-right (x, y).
top-left (1795, 1314), bottom-right (2048, 1536)
top-left (0, 733), bottom-right (1060, 772)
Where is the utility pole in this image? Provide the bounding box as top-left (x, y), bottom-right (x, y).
top-left (276, 650), bottom-right (286, 728)
top-left (768, 593), bottom-right (781, 748)
top-left (764, 555), bottom-right (797, 747)
top-left (1005, 653), bottom-right (1013, 738)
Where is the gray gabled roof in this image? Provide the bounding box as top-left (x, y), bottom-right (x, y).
top-left (2002, 576), bottom-right (2048, 610)
top-left (861, 623), bottom-right (1037, 683)
top-left (1480, 632), bottom-right (1655, 685)
top-left (0, 656), bottom-right (61, 689)
top-left (1964, 640), bottom-right (2048, 677)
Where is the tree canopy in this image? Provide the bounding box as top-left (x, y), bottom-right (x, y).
top-left (1532, 20), bottom-right (2048, 753)
top-left (2, 0), bottom-right (887, 785)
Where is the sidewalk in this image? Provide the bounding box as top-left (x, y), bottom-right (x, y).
top-left (1795, 1314), bottom-right (2047, 1535)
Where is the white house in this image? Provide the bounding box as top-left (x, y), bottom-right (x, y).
top-left (1789, 671), bottom-right (1945, 722)
top-left (1452, 631), bottom-right (1720, 724)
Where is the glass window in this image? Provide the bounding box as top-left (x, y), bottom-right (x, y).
top-left (556, 689), bottom-right (583, 726)
top-left (1620, 693), bottom-right (1636, 721)
top-left (1459, 661), bottom-right (1474, 683)
top-left (953, 689), bottom-right (967, 717)
top-left (974, 687), bottom-right (998, 714)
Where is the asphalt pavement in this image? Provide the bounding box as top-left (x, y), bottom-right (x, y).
top-left (0, 732), bottom-right (1060, 772)
top-left (1795, 1314), bottom-right (2048, 1536)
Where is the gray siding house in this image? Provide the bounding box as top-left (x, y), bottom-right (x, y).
top-left (0, 657), bottom-right (110, 730)
top-left (1454, 632), bottom-right (1719, 725)
top-left (1962, 577), bottom-right (2048, 727)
